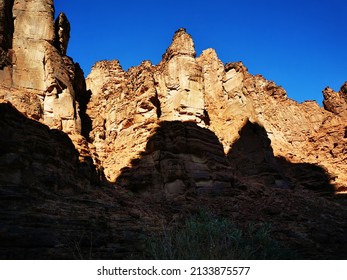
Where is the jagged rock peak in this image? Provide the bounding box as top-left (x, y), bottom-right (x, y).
top-left (54, 12), bottom-right (70, 56)
top-left (91, 59), bottom-right (124, 72)
top-left (224, 61), bottom-right (248, 73)
top-left (323, 82), bottom-right (347, 118)
top-left (199, 48), bottom-right (219, 60)
top-left (340, 81), bottom-right (347, 97)
top-left (162, 28), bottom-right (196, 61)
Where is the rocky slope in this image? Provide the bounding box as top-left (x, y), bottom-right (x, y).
top-left (1, 0), bottom-right (347, 259)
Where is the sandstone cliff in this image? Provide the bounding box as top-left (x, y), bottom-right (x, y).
top-left (1, 1), bottom-right (347, 260)
top-left (0, 0), bottom-right (82, 134)
top-left (86, 28), bottom-right (347, 194)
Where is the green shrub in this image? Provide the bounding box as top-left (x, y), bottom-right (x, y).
top-left (145, 209), bottom-right (296, 259)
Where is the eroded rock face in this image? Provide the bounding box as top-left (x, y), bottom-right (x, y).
top-left (1, 2), bottom-right (347, 259)
top-left (85, 29), bottom-right (210, 183)
top-left (157, 28), bottom-right (206, 125)
top-left (0, 0), bottom-right (81, 134)
top-left (0, 102), bottom-right (90, 190)
top-left (0, 102), bottom-right (146, 259)
top-left (54, 12), bottom-right (70, 56)
top-left (116, 121), bottom-right (234, 197)
top-left (323, 83), bottom-right (347, 119)
top-left (86, 28), bottom-right (347, 194)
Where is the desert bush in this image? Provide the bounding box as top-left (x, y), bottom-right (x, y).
top-left (146, 209), bottom-right (296, 259)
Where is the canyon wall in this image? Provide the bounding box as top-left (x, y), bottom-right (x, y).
top-left (86, 28), bottom-right (347, 194)
top-left (1, 0), bottom-right (347, 259)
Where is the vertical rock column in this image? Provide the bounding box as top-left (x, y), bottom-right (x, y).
top-left (12, 0), bottom-right (54, 91)
top-left (155, 28), bottom-right (206, 126)
top-left (43, 11), bottom-right (81, 133)
top-left (10, 0), bottom-right (81, 133)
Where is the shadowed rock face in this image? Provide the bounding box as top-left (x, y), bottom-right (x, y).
top-left (0, 0), bottom-right (14, 69)
top-left (116, 121), bottom-right (234, 197)
top-left (1, 1), bottom-right (347, 260)
top-left (227, 120), bottom-right (335, 194)
top-left (0, 103), bottom-right (91, 191)
top-left (0, 102), bottom-right (146, 259)
top-left (1, 102), bottom-right (347, 260)
top-left (116, 120), bottom-right (336, 197)
top-left (54, 12), bottom-right (70, 56)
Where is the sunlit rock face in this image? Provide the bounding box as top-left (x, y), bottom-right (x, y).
top-left (156, 28), bottom-right (206, 125)
top-left (1, 2), bottom-right (346, 192)
top-left (0, 0), bottom-right (81, 134)
top-left (323, 82), bottom-right (347, 119)
top-left (1, 0), bottom-right (347, 260)
top-left (86, 28), bottom-right (346, 193)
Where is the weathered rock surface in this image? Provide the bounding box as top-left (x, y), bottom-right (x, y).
top-left (116, 121), bottom-right (235, 197)
top-left (1, 0), bottom-right (347, 260)
top-left (1, 103), bottom-right (347, 260)
top-left (157, 28), bottom-right (206, 124)
top-left (0, 102), bottom-right (146, 259)
top-left (54, 12), bottom-right (70, 56)
top-left (86, 28), bottom-right (347, 194)
top-left (0, 0), bottom-right (82, 134)
top-left (323, 82), bottom-right (347, 119)
top-left (0, 102), bottom-right (91, 191)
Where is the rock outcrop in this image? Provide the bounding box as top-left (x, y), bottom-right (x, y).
top-left (0, 102), bottom-right (91, 191)
top-left (323, 82), bottom-right (347, 119)
top-left (1, 0), bottom-right (347, 260)
top-left (116, 121), bottom-right (235, 197)
top-left (0, 0), bottom-right (81, 134)
top-left (86, 28), bottom-right (347, 194)
top-left (0, 103), bottom-right (145, 259)
top-left (0, 0), bottom-right (14, 83)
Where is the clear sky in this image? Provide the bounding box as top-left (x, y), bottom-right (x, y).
top-left (54, 0), bottom-right (346, 105)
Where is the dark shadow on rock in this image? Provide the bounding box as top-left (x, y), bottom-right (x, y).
top-left (227, 120), bottom-right (335, 195)
top-left (116, 120), bottom-right (336, 197)
top-left (0, 102), bottom-right (97, 191)
top-left (116, 121), bottom-right (235, 197)
top-left (0, 102), bottom-right (144, 259)
top-left (73, 63), bottom-right (93, 140)
top-left (0, 105), bottom-right (344, 259)
top-left (0, 0), bottom-right (14, 69)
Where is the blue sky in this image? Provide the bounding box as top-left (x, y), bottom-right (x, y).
top-left (54, 0), bottom-right (346, 105)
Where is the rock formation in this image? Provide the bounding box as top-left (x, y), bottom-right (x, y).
top-left (0, 102), bottom-right (91, 191)
top-left (0, 104), bottom-right (144, 259)
top-left (0, 0), bottom-right (81, 134)
top-left (1, 0), bottom-right (347, 260)
top-left (323, 82), bottom-right (347, 119)
top-left (86, 28), bottom-right (347, 194)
